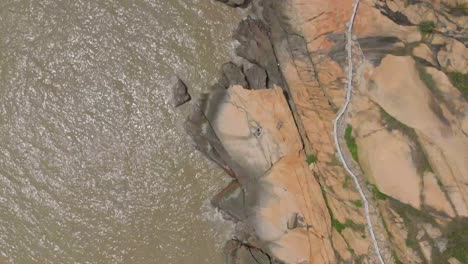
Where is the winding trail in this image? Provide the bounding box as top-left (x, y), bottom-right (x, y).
top-left (332, 1), bottom-right (386, 263)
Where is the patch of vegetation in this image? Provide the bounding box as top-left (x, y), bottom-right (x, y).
top-left (352, 200), bottom-right (363, 208)
top-left (416, 64), bottom-right (442, 98)
top-left (380, 216), bottom-right (405, 263)
top-left (444, 218), bottom-right (468, 263)
top-left (380, 108), bottom-right (434, 175)
top-left (342, 175), bottom-right (351, 189)
top-left (418, 20), bottom-right (436, 36)
top-left (380, 109), bottom-right (407, 132)
top-left (332, 218), bottom-right (347, 233)
top-left (306, 154), bottom-right (317, 165)
top-left (416, 65), bottom-right (454, 123)
top-left (405, 237), bottom-right (418, 248)
top-left (320, 185), bottom-right (342, 234)
top-left (388, 198), bottom-right (434, 258)
top-left (344, 219), bottom-right (366, 232)
top-left (328, 156), bottom-right (342, 166)
top-left (331, 218), bottom-right (365, 233)
top-left (448, 72), bottom-right (468, 100)
top-left (393, 255), bottom-right (403, 264)
top-left (390, 199), bottom-right (468, 263)
top-left (369, 184), bottom-right (388, 201)
top-left (446, 2), bottom-right (468, 16)
top-left (320, 185), bottom-right (365, 235)
top-left (344, 125), bottom-right (359, 162)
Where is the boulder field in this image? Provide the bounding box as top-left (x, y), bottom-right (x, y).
top-left (184, 0), bottom-right (468, 263)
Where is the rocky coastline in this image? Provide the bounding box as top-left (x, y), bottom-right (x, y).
top-left (182, 0), bottom-right (468, 263)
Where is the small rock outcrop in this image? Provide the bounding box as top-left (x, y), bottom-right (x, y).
top-left (244, 64), bottom-right (267, 89)
top-left (222, 62), bottom-right (248, 88)
top-left (171, 77), bottom-right (191, 107)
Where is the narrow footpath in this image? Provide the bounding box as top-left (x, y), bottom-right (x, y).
top-left (332, 1), bottom-right (387, 263)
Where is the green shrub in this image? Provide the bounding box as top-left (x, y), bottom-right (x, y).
top-left (406, 238), bottom-right (418, 248)
top-left (380, 109), bottom-right (401, 130)
top-left (352, 200), bottom-right (363, 208)
top-left (418, 20), bottom-right (436, 35)
top-left (332, 218), bottom-right (346, 233)
top-left (332, 217), bottom-right (365, 233)
top-left (448, 72), bottom-right (468, 99)
top-left (370, 184), bottom-right (388, 200)
top-left (306, 154), bottom-right (317, 165)
top-left (344, 125), bottom-right (359, 162)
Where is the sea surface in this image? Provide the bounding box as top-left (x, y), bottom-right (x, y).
top-left (0, 0), bottom-right (239, 263)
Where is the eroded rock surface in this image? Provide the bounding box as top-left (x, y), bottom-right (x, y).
top-left (187, 85), bottom-right (335, 263)
top-left (188, 0), bottom-right (468, 263)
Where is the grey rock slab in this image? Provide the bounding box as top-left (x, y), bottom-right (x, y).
top-left (245, 64), bottom-right (267, 89)
top-left (222, 62), bottom-right (249, 88)
top-left (171, 77), bottom-right (191, 107)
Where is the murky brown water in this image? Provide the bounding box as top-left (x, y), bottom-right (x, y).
top-left (0, 0), bottom-right (239, 263)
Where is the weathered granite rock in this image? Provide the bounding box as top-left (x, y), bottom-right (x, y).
top-left (187, 85), bottom-right (335, 263)
top-left (171, 77), bottom-right (191, 107)
top-left (212, 181), bottom-right (247, 222)
top-left (187, 0), bottom-right (467, 263)
top-left (365, 55), bottom-right (468, 217)
top-left (244, 64), bottom-right (267, 89)
top-left (413, 43), bottom-right (437, 66)
top-left (234, 18), bottom-right (283, 88)
top-left (423, 172), bottom-right (456, 217)
top-left (225, 240), bottom-right (273, 264)
top-left (437, 38), bottom-right (468, 73)
top-left (355, 107), bottom-right (422, 209)
top-left (222, 62), bottom-right (249, 88)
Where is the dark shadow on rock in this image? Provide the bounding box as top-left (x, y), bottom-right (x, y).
top-left (225, 240), bottom-right (276, 264)
top-left (244, 64), bottom-right (267, 89)
top-left (234, 18), bottom-right (283, 88)
top-left (375, 0), bottom-right (413, 26)
top-left (212, 180), bottom-right (247, 222)
top-left (215, 0), bottom-right (252, 8)
top-left (222, 62), bottom-right (249, 88)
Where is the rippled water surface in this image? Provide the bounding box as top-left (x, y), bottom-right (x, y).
top-left (0, 0), bottom-right (239, 263)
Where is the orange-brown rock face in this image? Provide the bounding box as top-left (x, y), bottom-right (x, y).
top-left (189, 0), bottom-right (467, 263)
top-left (260, 0), bottom-right (467, 263)
top-left (262, 0), bottom-right (380, 262)
top-left (202, 86), bottom-right (336, 263)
